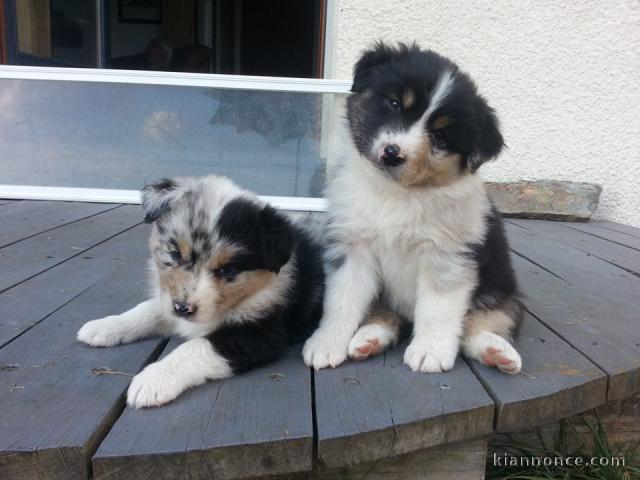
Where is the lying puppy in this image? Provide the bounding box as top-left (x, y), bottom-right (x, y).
top-left (78, 175), bottom-right (324, 408)
top-left (303, 42), bottom-right (523, 374)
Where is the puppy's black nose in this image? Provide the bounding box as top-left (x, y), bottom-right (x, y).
top-left (384, 144), bottom-right (401, 158)
top-left (382, 144), bottom-right (405, 166)
top-left (173, 301), bottom-right (196, 317)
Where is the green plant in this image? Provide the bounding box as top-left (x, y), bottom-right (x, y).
top-left (486, 413), bottom-right (640, 480)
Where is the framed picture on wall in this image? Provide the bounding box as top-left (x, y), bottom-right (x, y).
top-left (118, 0), bottom-right (162, 24)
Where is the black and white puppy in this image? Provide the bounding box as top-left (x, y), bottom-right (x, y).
top-left (303, 42), bottom-right (523, 374)
top-left (78, 175), bottom-right (324, 408)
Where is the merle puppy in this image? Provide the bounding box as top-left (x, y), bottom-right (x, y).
top-left (78, 175), bottom-right (324, 408)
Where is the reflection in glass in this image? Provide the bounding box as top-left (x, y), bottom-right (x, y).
top-left (0, 79), bottom-right (347, 197)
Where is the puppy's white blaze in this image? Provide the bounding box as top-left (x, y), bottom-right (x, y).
top-left (127, 338), bottom-right (232, 408)
top-left (424, 70), bottom-right (456, 120)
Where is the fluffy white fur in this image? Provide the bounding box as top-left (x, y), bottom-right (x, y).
top-left (127, 338), bottom-right (232, 408)
top-left (304, 150), bottom-right (490, 371)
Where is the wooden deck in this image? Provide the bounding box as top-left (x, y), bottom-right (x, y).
top-left (0, 199), bottom-right (639, 480)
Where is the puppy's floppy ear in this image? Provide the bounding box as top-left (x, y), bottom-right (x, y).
top-left (258, 205), bottom-right (296, 273)
top-left (468, 105), bottom-right (505, 173)
top-left (352, 41), bottom-right (395, 92)
top-left (141, 178), bottom-right (181, 223)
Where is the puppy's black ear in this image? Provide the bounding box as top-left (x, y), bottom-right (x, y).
top-left (141, 178), bottom-right (180, 223)
top-left (468, 106), bottom-right (505, 172)
top-left (258, 205), bottom-right (296, 273)
top-left (352, 41), bottom-right (395, 92)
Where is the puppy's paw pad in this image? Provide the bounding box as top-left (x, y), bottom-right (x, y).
top-left (348, 324), bottom-right (393, 361)
top-left (127, 363), bottom-right (182, 409)
top-left (303, 330), bottom-right (348, 370)
top-left (481, 345), bottom-right (521, 374)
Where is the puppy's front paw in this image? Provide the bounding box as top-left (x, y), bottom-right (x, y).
top-left (303, 329), bottom-right (348, 370)
top-left (404, 336), bottom-right (459, 373)
top-left (127, 362), bottom-right (183, 408)
top-left (77, 316), bottom-right (126, 347)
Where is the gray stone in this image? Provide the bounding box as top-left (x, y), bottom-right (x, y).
top-left (486, 180), bottom-right (602, 221)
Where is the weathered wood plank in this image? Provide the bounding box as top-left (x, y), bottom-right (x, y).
top-left (93, 344), bottom-right (313, 480)
top-left (0, 201), bottom-right (118, 248)
top-left (513, 254), bottom-right (640, 401)
top-left (566, 222), bottom-right (640, 251)
top-left (469, 313), bottom-right (607, 432)
top-left (313, 345), bottom-right (494, 469)
top-left (280, 437), bottom-right (488, 480)
top-left (505, 222), bottom-right (640, 319)
top-left (509, 219), bottom-right (640, 275)
top-left (0, 206), bottom-right (141, 292)
top-left (590, 220), bottom-right (640, 239)
top-left (0, 226), bottom-right (163, 480)
top-left (0, 225), bottom-right (150, 348)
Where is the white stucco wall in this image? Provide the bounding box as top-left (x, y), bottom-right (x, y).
top-left (326, 1), bottom-right (640, 226)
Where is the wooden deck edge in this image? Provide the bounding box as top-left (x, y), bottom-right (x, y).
top-left (0, 447), bottom-right (87, 480)
top-left (608, 370), bottom-right (640, 402)
top-left (317, 403), bottom-right (494, 469)
top-left (494, 376), bottom-right (608, 433)
top-left (92, 437), bottom-right (313, 480)
top-left (303, 437), bottom-right (488, 480)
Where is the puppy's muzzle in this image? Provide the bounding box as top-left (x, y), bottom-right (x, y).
top-left (173, 301), bottom-right (197, 317)
top-left (380, 144), bottom-right (405, 167)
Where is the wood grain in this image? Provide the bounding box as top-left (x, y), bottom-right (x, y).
top-left (0, 201), bottom-right (117, 248)
top-left (505, 222), bottom-right (640, 319)
top-left (509, 219), bottom-right (640, 275)
top-left (513, 254), bottom-right (640, 401)
top-left (93, 344), bottom-right (314, 480)
top-left (0, 225), bottom-right (151, 348)
top-left (313, 344), bottom-right (494, 468)
top-left (0, 225), bottom-right (163, 480)
top-left (469, 313), bottom-right (607, 432)
top-left (0, 205), bottom-right (141, 292)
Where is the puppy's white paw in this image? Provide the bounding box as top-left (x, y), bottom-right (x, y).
top-left (303, 329), bottom-right (349, 370)
top-left (464, 331), bottom-right (522, 374)
top-left (77, 316), bottom-right (127, 347)
top-left (480, 335), bottom-right (522, 374)
top-left (404, 336), bottom-right (459, 373)
top-left (127, 362), bottom-right (183, 408)
top-left (348, 323), bottom-right (396, 361)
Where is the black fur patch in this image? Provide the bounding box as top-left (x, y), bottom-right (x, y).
top-left (216, 199), bottom-right (296, 273)
top-left (467, 205), bottom-right (521, 315)
top-left (209, 204), bottom-right (325, 372)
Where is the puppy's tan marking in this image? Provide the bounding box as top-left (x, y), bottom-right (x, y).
top-left (433, 116), bottom-right (450, 129)
top-left (215, 270), bottom-right (275, 313)
top-left (397, 136), bottom-right (462, 188)
top-left (402, 89), bottom-right (416, 109)
top-left (209, 245), bottom-right (238, 271)
top-left (177, 239), bottom-right (190, 261)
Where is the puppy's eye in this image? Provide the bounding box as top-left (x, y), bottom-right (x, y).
top-left (388, 98), bottom-right (401, 112)
top-left (432, 130), bottom-right (446, 142)
top-left (213, 265), bottom-right (238, 282)
top-left (169, 250), bottom-right (182, 263)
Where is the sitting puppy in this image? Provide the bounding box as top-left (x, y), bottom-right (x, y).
top-left (303, 42), bottom-right (523, 374)
top-left (78, 175), bottom-right (324, 408)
